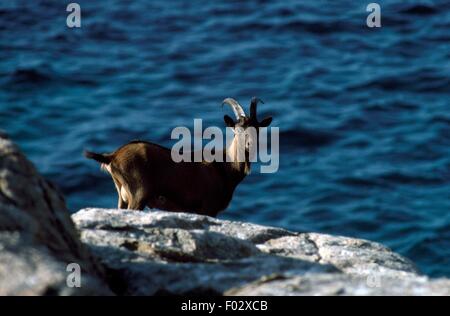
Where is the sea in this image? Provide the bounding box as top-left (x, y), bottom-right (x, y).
top-left (0, 0), bottom-right (449, 277)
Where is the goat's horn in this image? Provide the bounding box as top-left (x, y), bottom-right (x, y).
top-left (222, 98), bottom-right (246, 120)
top-left (250, 97), bottom-right (264, 120)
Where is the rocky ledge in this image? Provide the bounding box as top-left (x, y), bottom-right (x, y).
top-left (72, 208), bottom-right (450, 295)
top-left (1, 132), bottom-right (449, 295)
top-left (0, 132), bottom-right (110, 295)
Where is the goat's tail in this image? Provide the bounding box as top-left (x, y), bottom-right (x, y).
top-left (83, 150), bottom-right (113, 164)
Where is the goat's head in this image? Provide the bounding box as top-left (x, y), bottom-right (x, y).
top-left (222, 97), bottom-right (272, 171)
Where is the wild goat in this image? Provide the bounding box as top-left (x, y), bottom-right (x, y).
top-left (84, 97), bottom-right (272, 217)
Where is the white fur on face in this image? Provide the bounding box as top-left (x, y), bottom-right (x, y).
top-left (244, 127), bottom-right (258, 161)
top-left (245, 130), bottom-right (256, 155)
top-left (227, 126), bottom-right (257, 163)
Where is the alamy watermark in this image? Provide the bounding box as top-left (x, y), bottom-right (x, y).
top-left (171, 119), bottom-right (279, 174)
top-left (66, 3), bottom-right (81, 28)
top-left (66, 263), bottom-right (81, 288)
top-left (66, 3), bottom-right (382, 29)
top-left (366, 3), bottom-right (381, 28)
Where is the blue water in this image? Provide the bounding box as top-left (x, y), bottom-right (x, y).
top-left (1, 0), bottom-right (449, 277)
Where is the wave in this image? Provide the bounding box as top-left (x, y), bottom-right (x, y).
top-left (377, 171), bottom-right (446, 186)
top-left (4, 67), bottom-right (97, 87)
top-left (338, 177), bottom-right (380, 188)
top-left (398, 4), bottom-right (438, 15)
top-left (280, 128), bottom-right (336, 149)
top-left (347, 69), bottom-right (450, 94)
top-left (8, 68), bottom-right (52, 84)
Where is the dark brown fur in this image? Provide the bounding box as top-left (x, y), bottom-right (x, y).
top-left (85, 141), bottom-right (247, 216)
top-left (84, 97), bottom-right (272, 217)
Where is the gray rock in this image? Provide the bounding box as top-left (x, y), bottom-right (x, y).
top-left (73, 208), bottom-right (450, 296)
top-left (0, 133), bottom-right (111, 295)
top-left (226, 273), bottom-right (450, 296)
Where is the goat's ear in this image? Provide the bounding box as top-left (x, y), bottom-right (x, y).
top-left (224, 115), bottom-right (235, 127)
top-left (259, 116), bottom-right (272, 127)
